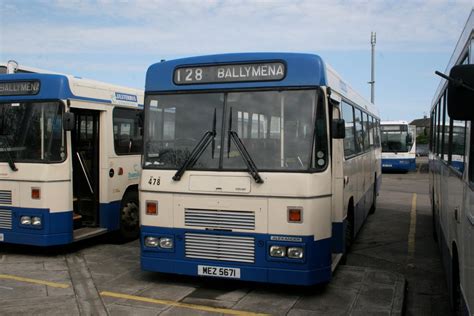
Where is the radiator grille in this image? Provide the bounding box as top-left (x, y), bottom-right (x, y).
top-left (185, 209), bottom-right (255, 231)
top-left (0, 190), bottom-right (12, 205)
top-left (185, 233), bottom-right (255, 263)
top-left (0, 209), bottom-right (12, 230)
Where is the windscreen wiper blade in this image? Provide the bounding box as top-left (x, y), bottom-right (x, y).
top-left (172, 109), bottom-right (217, 181)
top-left (0, 135), bottom-right (18, 172)
top-left (228, 131), bottom-right (263, 184)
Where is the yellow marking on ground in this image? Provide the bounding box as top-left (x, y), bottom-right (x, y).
top-left (100, 291), bottom-right (269, 316)
top-left (0, 274), bottom-right (69, 288)
top-left (408, 193), bottom-right (417, 257)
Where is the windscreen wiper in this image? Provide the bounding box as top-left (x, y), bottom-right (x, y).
top-left (172, 109), bottom-right (217, 181)
top-left (227, 108), bottom-right (263, 183)
top-left (0, 135), bottom-right (18, 172)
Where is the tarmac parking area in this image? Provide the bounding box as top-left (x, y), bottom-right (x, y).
top-left (0, 168), bottom-right (448, 315)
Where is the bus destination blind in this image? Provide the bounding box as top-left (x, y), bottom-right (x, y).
top-left (174, 62), bottom-right (285, 85)
top-left (0, 81), bottom-right (40, 96)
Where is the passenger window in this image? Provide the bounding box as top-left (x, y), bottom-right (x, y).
top-left (436, 99), bottom-right (442, 156)
top-left (363, 113), bottom-right (370, 150)
top-left (369, 117), bottom-right (375, 147)
top-left (113, 108), bottom-right (143, 155)
top-left (342, 101), bottom-right (356, 157)
top-left (450, 120), bottom-right (466, 173)
top-left (442, 94), bottom-right (450, 162)
top-left (354, 109), bottom-right (364, 153)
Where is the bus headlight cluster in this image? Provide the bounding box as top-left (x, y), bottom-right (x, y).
top-left (269, 245), bottom-right (304, 259)
top-left (144, 236), bottom-right (174, 249)
top-left (20, 216), bottom-right (42, 227)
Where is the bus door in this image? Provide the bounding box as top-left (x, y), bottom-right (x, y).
top-left (71, 110), bottom-right (100, 231)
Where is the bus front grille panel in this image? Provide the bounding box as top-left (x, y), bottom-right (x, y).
top-left (185, 233), bottom-right (255, 263)
top-left (184, 209), bottom-right (255, 231)
top-left (0, 210), bottom-right (12, 229)
top-left (0, 190), bottom-right (12, 205)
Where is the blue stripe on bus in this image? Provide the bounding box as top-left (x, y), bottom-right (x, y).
top-left (99, 201), bottom-right (121, 231)
top-left (146, 53), bottom-right (327, 92)
top-left (382, 158), bottom-right (416, 171)
top-left (0, 201), bottom-right (122, 246)
top-left (140, 226), bottom-right (332, 286)
top-left (0, 207), bottom-right (73, 246)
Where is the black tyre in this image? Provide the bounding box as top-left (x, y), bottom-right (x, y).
top-left (369, 180), bottom-right (377, 215)
top-left (432, 193), bottom-right (438, 242)
top-left (341, 216), bottom-right (354, 266)
top-left (119, 190), bottom-right (140, 240)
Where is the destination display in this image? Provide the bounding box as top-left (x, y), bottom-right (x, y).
top-left (174, 62), bottom-right (286, 85)
top-left (0, 80), bottom-right (40, 96)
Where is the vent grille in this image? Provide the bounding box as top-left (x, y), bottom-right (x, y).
top-left (185, 209), bottom-right (255, 231)
top-left (185, 233), bottom-right (255, 263)
top-left (0, 190), bottom-right (12, 205)
top-left (0, 209), bottom-right (12, 230)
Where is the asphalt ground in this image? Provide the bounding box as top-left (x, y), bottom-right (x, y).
top-left (0, 161), bottom-right (448, 315)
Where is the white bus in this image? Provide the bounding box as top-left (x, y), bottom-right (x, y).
top-left (380, 120), bottom-right (416, 172)
top-left (0, 62), bottom-right (144, 246)
top-left (430, 9), bottom-right (474, 315)
top-left (140, 53), bottom-right (381, 285)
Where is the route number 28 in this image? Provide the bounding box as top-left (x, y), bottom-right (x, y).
top-left (148, 176), bottom-right (160, 186)
top-left (176, 68), bottom-right (203, 83)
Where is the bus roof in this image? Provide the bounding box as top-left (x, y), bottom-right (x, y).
top-left (0, 73), bottom-right (143, 107)
top-left (146, 52), bottom-right (377, 117)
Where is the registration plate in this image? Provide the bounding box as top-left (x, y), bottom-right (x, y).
top-left (0, 233), bottom-right (4, 242)
top-left (382, 164), bottom-right (392, 167)
top-left (197, 265), bottom-right (240, 279)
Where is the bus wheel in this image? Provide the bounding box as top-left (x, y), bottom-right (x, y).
top-left (119, 191), bottom-right (139, 240)
top-left (369, 181), bottom-right (377, 214)
top-left (452, 253), bottom-right (463, 316)
top-left (432, 192), bottom-right (438, 242)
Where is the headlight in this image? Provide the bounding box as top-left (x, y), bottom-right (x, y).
top-left (159, 237), bottom-right (174, 249)
top-left (20, 216), bottom-right (32, 225)
top-left (31, 217), bottom-right (42, 226)
top-left (269, 245), bottom-right (286, 257)
top-left (144, 236), bottom-right (159, 247)
top-left (287, 247), bottom-right (304, 259)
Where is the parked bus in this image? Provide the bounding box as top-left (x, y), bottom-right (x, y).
top-left (0, 62), bottom-right (143, 246)
top-left (380, 120), bottom-right (416, 172)
top-left (430, 9), bottom-right (474, 315)
top-left (140, 53), bottom-right (382, 285)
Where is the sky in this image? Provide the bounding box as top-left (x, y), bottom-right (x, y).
top-left (0, 0), bottom-right (473, 121)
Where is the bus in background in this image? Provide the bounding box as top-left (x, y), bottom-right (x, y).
top-left (140, 53), bottom-right (381, 285)
top-left (430, 9), bottom-right (473, 315)
top-left (380, 120), bottom-right (416, 172)
top-left (0, 61), bottom-right (144, 246)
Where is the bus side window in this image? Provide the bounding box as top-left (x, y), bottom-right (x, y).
top-left (113, 108), bottom-right (143, 155)
top-left (354, 109), bottom-right (364, 153)
top-left (436, 98), bottom-right (442, 157)
top-left (341, 101), bottom-right (356, 157)
top-left (450, 120), bottom-right (466, 173)
top-left (442, 92), bottom-right (450, 162)
top-left (470, 122), bottom-right (474, 183)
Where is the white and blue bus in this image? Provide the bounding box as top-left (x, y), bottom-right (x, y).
top-left (140, 53), bottom-right (381, 285)
top-left (380, 120), bottom-right (416, 172)
top-left (430, 9), bottom-right (474, 315)
top-left (0, 62), bottom-right (144, 246)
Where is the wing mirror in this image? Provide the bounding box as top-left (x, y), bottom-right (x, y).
top-left (332, 119), bottom-right (346, 139)
top-left (63, 112), bottom-right (75, 131)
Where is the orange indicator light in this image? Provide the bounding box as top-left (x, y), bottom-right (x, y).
top-left (146, 201), bottom-right (158, 215)
top-left (31, 188), bottom-right (41, 200)
top-left (288, 208), bottom-right (302, 223)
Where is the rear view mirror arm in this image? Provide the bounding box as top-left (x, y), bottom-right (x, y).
top-left (435, 71), bottom-right (474, 92)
